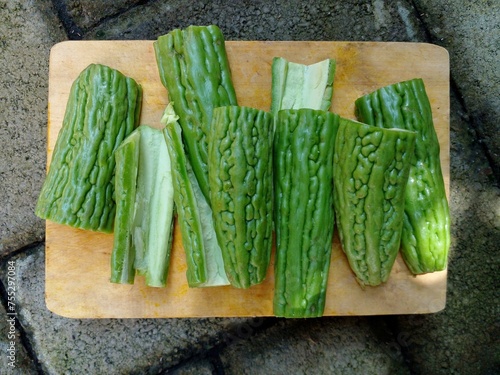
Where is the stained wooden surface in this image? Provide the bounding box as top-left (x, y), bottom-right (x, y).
top-left (45, 41), bottom-right (449, 318)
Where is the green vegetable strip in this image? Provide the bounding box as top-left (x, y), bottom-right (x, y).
top-left (274, 109), bottom-right (338, 317)
top-left (110, 126), bottom-right (175, 287)
top-left (333, 118), bottom-right (416, 286)
top-left (209, 106), bottom-right (274, 289)
top-left (110, 131), bottom-right (140, 284)
top-left (355, 78), bottom-right (450, 274)
top-left (131, 126), bottom-right (175, 287)
top-left (271, 57), bottom-right (336, 115)
top-left (36, 64), bottom-right (142, 232)
top-left (154, 25), bottom-right (238, 205)
top-left (162, 104), bottom-right (229, 287)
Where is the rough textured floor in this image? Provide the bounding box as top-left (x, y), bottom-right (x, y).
top-left (0, 1), bottom-right (498, 374)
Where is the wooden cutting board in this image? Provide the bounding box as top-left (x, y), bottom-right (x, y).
top-left (45, 40), bottom-right (449, 318)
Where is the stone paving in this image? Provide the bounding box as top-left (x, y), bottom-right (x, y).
top-left (0, 0), bottom-right (498, 374)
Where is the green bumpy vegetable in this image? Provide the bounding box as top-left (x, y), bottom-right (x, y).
top-left (154, 25), bottom-right (238, 205)
top-left (333, 118), bottom-right (416, 286)
top-left (162, 104), bottom-right (229, 287)
top-left (110, 125), bottom-right (175, 287)
top-left (208, 106), bottom-right (274, 289)
top-left (36, 63), bottom-right (142, 233)
top-left (355, 78), bottom-right (450, 274)
top-left (271, 57), bottom-right (336, 115)
top-left (273, 109), bottom-right (338, 318)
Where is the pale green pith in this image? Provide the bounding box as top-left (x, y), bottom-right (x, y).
top-left (281, 60), bottom-right (331, 109)
top-left (161, 103), bottom-right (229, 287)
top-left (187, 160), bottom-right (229, 286)
top-left (272, 57), bottom-right (335, 115)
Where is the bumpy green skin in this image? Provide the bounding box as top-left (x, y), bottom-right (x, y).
top-left (36, 63), bottom-right (142, 233)
top-left (154, 25), bottom-right (238, 205)
top-left (273, 109), bottom-right (338, 318)
top-left (333, 118), bottom-right (416, 286)
top-left (209, 106), bottom-right (274, 289)
top-left (111, 131), bottom-right (140, 284)
top-left (355, 78), bottom-right (450, 274)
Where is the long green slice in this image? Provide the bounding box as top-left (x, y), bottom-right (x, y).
top-left (333, 118), bottom-right (416, 286)
top-left (110, 125), bottom-right (175, 287)
top-left (162, 104), bottom-right (229, 287)
top-left (273, 108), bottom-right (338, 318)
top-left (154, 25), bottom-right (238, 205)
top-left (355, 78), bottom-right (450, 274)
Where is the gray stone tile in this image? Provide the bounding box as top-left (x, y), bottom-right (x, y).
top-left (61, 0), bottom-right (145, 32)
top-left (0, 245), bottom-right (251, 374)
top-left (0, 277), bottom-right (38, 374)
top-left (84, 0), bottom-right (427, 42)
top-left (219, 317), bottom-right (411, 374)
top-left (394, 93), bottom-right (500, 374)
top-left (413, 0), bottom-right (500, 179)
top-left (0, 0), bottom-right (66, 256)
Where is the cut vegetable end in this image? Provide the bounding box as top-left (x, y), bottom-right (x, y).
top-left (271, 57), bottom-right (336, 115)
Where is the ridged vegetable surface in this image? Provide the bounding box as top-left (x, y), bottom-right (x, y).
top-left (162, 104), bottom-right (229, 287)
top-left (333, 118), bottom-right (416, 286)
top-left (355, 78), bottom-right (450, 274)
top-left (209, 106), bottom-right (274, 289)
top-left (273, 109), bottom-right (338, 317)
top-left (36, 63), bottom-right (142, 233)
top-left (154, 25), bottom-right (238, 205)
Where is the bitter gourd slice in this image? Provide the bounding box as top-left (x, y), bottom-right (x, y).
top-left (154, 25), bottom-right (238, 205)
top-left (162, 104), bottom-right (229, 287)
top-left (110, 130), bottom-right (140, 284)
top-left (208, 106), bottom-right (274, 289)
top-left (273, 109), bottom-right (338, 317)
top-left (36, 63), bottom-right (142, 232)
top-left (354, 78), bottom-right (450, 274)
top-left (110, 125), bottom-right (175, 287)
top-left (271, 57), bottom-right (336, 115)
top-left (333, 118), bottom-right (416, 286)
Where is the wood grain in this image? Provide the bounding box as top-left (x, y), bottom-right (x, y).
top-left (45, 41), bottom-right (449, 318)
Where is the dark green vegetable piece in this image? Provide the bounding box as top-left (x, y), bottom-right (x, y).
top-left (35, 63), bottom-right (142, 233)
top-left (273, 109), bottom-right (338, 317)
top-left (208, 106), bottom-right (274, 289)
top-left (162, 104), bottom-right (229, 287)
top-left (355, 78), bottom-right (450, 274)
top-left (333, 118), bottom-right (416, 286)
top-left (154, 25), bottom-right (238, 205)
top-left (110, 125), bottom-right (175, 287)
